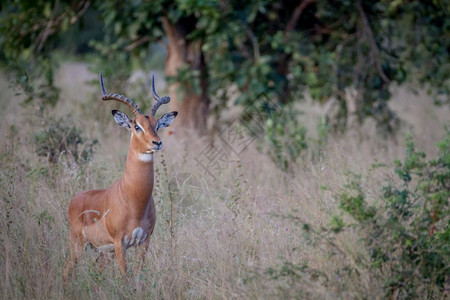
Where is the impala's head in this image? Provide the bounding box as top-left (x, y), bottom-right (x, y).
top-left (100, 73), bottom-right (177, 156)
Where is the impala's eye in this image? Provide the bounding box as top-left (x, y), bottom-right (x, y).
top-left (134, 124), bottom-right (141, 132)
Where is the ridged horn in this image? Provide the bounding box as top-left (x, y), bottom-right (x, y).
top-left (150, 74), bottom-right (170, 116)
top-left (99, 72), bottom-right (143, 116)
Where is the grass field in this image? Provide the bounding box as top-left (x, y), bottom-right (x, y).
top-left (0, 63), bottom-right (448, 299)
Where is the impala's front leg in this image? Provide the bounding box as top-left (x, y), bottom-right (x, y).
top-left (114, 242), bottom-right (127, 274)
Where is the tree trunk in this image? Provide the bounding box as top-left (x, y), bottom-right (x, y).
top-left (276, 0), bottom-right (317, 103)
top-left (162, 16), bottom-right (209, 134)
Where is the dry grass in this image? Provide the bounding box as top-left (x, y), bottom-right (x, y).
top-left (0, 63), bottom-right (448, 299)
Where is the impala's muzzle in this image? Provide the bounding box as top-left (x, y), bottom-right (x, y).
top-left (150, 140), bottom-right (162, 152)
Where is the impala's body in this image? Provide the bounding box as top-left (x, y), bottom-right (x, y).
top-left (64, 74), bottom-right (177, 278)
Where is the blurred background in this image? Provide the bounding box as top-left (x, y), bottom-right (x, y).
top-left (0, 1), bottom-right (449, 299)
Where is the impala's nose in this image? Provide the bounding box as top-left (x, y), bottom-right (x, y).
top-left (152, 140), bottom-right (162, 151)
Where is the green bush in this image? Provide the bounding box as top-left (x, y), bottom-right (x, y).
top-left (336, 132), bottom-right (449, 298)
top-left (34, 116), bottom-right (97, 164)
top-left (269, 131), bottom-right (449, 298)
top-left (264, 106), bottom-right (307, 171)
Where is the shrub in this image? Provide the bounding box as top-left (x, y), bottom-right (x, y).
top-left (264, 106), bottom-right (307, 171)
top-left (269, 131), bottom-right (449, 298)
top-left (34, 116), bottom-right (97, 164)
top-left (336, 132), bottom-right (449, 298)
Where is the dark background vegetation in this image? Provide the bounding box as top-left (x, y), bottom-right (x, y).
top-left (1, 0), bottom-right (449, 133)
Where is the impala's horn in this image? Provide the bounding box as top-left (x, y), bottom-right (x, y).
top-left (150, 74), bottom-right (170, 117)
top-left (99, 72), bottom-right (143, 116)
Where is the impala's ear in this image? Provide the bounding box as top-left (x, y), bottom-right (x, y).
top-left (156, 111), bottom-right (178, 131)
top-left (112, 110), bottom-right (132, 129)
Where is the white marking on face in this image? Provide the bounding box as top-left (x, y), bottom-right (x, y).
top-left (139, 153), bottom-right (153, 162)
top-left (135, 122), bottom-right (146, 133)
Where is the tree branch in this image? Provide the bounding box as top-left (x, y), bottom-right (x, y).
top-left (356, 0), bottom-right (389, 83)
top-left (35, 0), bottom-right (91, 53)
top-left (277, 0), bottom-right (316, 99)
top-left (124, 36), bottom-right (151, 52)
top-left (242, 22), bottom-right (260, 61)
top-left (285, 0), bottom-right (316, 34)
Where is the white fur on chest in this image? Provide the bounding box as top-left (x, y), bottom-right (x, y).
top-left (138, 153), bottom-right (153, 162)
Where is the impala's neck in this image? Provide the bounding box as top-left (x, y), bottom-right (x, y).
top-left (121, 146), bottom-right (155, 202)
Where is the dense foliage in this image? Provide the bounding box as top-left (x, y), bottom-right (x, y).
top-left (0, 0), bottom-right (94, 105)
top-left (1, 0), bottom-right (449, 134)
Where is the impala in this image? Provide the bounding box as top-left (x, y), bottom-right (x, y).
top-left (63, 73), bottom-right (177, 278)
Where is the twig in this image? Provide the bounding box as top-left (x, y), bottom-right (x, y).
top-left (285, 0), bottom-right (316, 33)
top-left (277, 0), bottom-right (316, 83)
top-left (242, 23), bottom-right (260, 61)
top-left (36, 0), bottom-right (60, 52)
top-left (35, 0), bottom-right (91, 53)
top-left (69, 0), bottom-right (91, 25)
top-left (124, 36), bottom-right (151, 52)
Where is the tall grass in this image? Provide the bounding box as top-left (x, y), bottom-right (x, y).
top-left (0, 63), bottom-right (448, 299)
